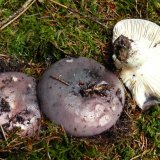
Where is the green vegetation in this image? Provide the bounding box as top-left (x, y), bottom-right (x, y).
top-left (0, 0), bottom-right (160, 159)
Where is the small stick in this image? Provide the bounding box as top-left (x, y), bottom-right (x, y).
top-left (0, 0), bottom-right (36, 31)
top-left (51, 42), bottom-right (71, 56)
top-left (0, 125), bottom-right (7, 141)
top-left (50, 75), bottom-right (70, 86)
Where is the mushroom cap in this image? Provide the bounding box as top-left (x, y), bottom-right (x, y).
top-left (112, 19), bottom-right (160, 110)
top-left (113, 19), bottom-right (160, 47)
top-left (37, 57), bottom-right (125, 137)
top-left (0, 72), bottom-right (41, 137)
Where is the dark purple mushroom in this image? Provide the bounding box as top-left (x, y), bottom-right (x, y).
top-left (0, 72), bottom-right (41, 137)
top-left (37, 57), bottom-right (125, 137)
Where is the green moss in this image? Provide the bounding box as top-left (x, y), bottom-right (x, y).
top-left (138, 107), bottom-right (160, 149)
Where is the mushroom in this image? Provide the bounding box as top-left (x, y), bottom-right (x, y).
top-left (112, 19), bottom-right (160, 110)
top-left (0, 72), bottom-right (41, 137)
top-left (37, 57), bottom-right (125, 137)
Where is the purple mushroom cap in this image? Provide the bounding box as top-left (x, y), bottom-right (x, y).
top-left (0, 72), bottom-right (41, 137)
top-left (37, 57), bottom-right (125, 137)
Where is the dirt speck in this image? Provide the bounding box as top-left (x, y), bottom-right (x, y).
top-left (0, 98), bottom-right (10, 113)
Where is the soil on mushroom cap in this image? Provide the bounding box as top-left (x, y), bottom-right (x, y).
top-left (79, 81), bottom-right (114, 99)
top-left (0, 98), bottom-right (11, 113)
top-left (0, 58), bottom-right (26, 72)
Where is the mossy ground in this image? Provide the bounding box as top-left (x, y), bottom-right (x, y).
top-left (0, 0), bottom-right (160, 159)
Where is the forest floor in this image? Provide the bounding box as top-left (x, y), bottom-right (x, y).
top-left (0, 0), bottom-right (160, 159)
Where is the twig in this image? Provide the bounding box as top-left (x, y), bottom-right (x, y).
top-left (130, 154), bottom-right (141, 160)
top-left (0, 125), bottom-right (7, 141)
top-left (51, 42), bottom-right (71, 56)
top-left (0, 0), bottom-right (36, 31)
top-left (47, 140), bottom-right (51, 160)
top-left (47, 151), bottom-right (51, 160)
top-left (134, 0), bottom-right (142, 18)
top-left (48, 0), bottom-right (108, 29)
top-left (50, 75), bottom-right (70, 86)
